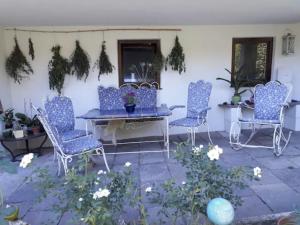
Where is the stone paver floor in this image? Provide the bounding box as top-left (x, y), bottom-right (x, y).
top-left (1, 130), bottom-right (300, 224)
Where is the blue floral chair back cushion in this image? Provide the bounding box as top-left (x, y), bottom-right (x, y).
top-left (45, 96), bottom-right (75, 133)
top-left (187, 80), bottom-right (212, 119)
top-left (254, 81), bottom-right (288, 120)
top-left (37, 108), bottom-right (64, 147)
top-left (98, 85), bottom-right (157, 110)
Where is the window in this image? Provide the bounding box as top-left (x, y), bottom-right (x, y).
top-left (118, 40), bottom-right (161, 87)
top-left (231, 37), bottom-right (273, 86)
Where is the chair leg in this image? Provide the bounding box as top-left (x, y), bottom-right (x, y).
top-left (57, 154), bottom-right (61, 176)
top-left (53, 150), bottom-right (57, 162)
top-left (61, 157), bottom-right (69, 175)
top-left (187, 128), bottom-right (196, 146)
top-left (204, 122), bottom-right (213, 145)
top-left (97, 148), bottom-right (110, 172)
top-left (230, 121), bottom-right (242, 150)
top-left (273, 125), bottom-right (292, 156)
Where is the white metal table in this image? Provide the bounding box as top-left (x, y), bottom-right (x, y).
top-left (78, 105), bottom-right (172, 157)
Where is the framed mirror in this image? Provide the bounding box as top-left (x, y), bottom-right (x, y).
top-left (231, 37), bottom-right (273, 86)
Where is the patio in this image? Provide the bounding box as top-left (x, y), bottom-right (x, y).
top-left (0, 1), bottom-right (300, 224)
top-left (1, 130), bottom-right (300, 224)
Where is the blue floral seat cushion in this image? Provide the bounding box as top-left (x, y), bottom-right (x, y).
top-left (62, 136), bottom-right (103, 155)
top-left (239, 118), bottom-right (281, 125)
top-left (61, 129), bottom-right (90, 142)
top-left (170, 117), bottom-right (204, 127)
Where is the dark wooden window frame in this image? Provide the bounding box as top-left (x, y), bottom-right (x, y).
top-left (231, 37), bottom-right (274, 87)
top-left (118, 39), bottom-right (161, 87)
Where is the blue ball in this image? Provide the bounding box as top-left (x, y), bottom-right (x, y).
top-left (207, 198), bottom-right (234, 225)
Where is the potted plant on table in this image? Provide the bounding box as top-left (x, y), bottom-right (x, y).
top-left (15, 113), bottom-right (42, 135)
top-left (2, 109), bottom-right (14, 129)
top-left (12, 122), bottom-right (24, 139)
top-left (217, 68), bottom-right (249, 105)
top-left (122, 92), bottom-right (137, 113)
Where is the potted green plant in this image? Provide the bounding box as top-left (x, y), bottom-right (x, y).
top-left (15, 113), bottom-right (41, 135)
top-left (12, 122), bottom-right (24, 139)
top-left (217, 68), bottom-right (249, 105)
top-left (2, 109), bottom-right (14, 129)
top-left (122, 92), bottom-right (137, 113)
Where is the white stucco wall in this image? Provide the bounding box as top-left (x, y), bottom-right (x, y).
top-left (0, 28), bottom-right (12, 109)
top-left (2, 24), bottom-right (300, 136)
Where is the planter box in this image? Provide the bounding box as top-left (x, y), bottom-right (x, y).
top-left (13, 130), bottom-right (24, 139)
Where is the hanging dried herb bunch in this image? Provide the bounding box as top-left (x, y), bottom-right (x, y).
top-left (96, 41), bottom-right (114, 80)
top-left (28, 38), bottom-right (35, 60)
top-left (165, 36), bottom-right (186, 74)
top-left (48, 45), bottom-right (70, 95)
top-left (70, 40), bottom-right (90, 81)
top-left (5, 37), bottom-right (33, 84)
top-left (152, 48), bottom-right (165, 74)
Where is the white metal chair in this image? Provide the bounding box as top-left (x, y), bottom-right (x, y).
top-left (33, 106), bottom-right (110, 175)
top-left (169, 80), bottom-right (213, 146)
top-left (230, 81), bottom-right (292, 156)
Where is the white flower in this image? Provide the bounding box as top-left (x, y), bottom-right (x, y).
top-left (78, 198), bottom-right (83, 202)
top-left (145, 187), bottom-right (152, 193)
top-left (215, 145), bottom-right (223, 154)
top-left (199, 145), bottom-right (204, 149)
top-left (193, 146), bottom-right (202, 155)
top-left (19, 153), bottom-right (34, 168)
top-left (253, 167), bottom-right (262, 178)
top-left (103, 171), bottom-right (107, 174)
top-left (97, 177), bottom-right (100, 181)
top-left (94, 181), bottom-right (99, 185)
top-left (5, 205), bottom-right (10, 208)
top-left (124, 162), bottom-right (132, 167)
top-left (93, 188), bottom-right (110, 200)
top-left (80, 218), bottom-right (85, 221)
top-left (207, 145), bottom-right (223, 161)
top-left (182, 181), bottom-right (186, 185)
top-left (97, 170), bottom-right (104, 175)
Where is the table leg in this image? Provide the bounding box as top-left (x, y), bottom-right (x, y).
top-left (85, 120), bottom-right (89, 136)
top-left (37, 135), bottom-right (48, 156)
top-left (1, 140), bottom-right (17, 162)
top-left (25, 139), bottom-right (30, 153)
top-left (165, 116), bottom-right (170, 158)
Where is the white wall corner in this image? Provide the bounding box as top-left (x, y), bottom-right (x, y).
top-left (0, 27), bottom-right (12, 109)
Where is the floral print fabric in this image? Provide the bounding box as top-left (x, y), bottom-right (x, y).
top-left (254, 81), bottom-right (288, 121)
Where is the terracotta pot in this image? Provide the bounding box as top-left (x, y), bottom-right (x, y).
top-left (31, 126), bottom-right (40, 135)
top-left (277, 216), bottom-right (293, 225)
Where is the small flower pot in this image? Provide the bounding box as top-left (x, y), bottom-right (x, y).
top-left (124, 104), bottom-right (136, 113)
top-left (13, 130), bottom-right (24, 139)
top-left (277, 215), bottom-right (297, 225)
top-left (231, 95), bottom-right (241, 105)
top-left (31, 126), bottom-right (40, 135)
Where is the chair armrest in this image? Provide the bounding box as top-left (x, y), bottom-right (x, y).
top-left (188, 107), bottom-right (211, 115)
top-left (281, 103), bottom-right (289, 108)
top-left (239, 102), bottom-right (254, 110)
top-left (169, 105), bottom-right (186, 111)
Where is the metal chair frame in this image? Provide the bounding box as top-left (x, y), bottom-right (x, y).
top-left (33, 106), bottom-right (110, 175)
top-left (229, 82), bottom-right (292, 156)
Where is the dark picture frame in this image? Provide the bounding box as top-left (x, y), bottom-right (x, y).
top-left (118, 39), bottom-right (161, 87)
top-left (231, 37), bottom-right (274, 86)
